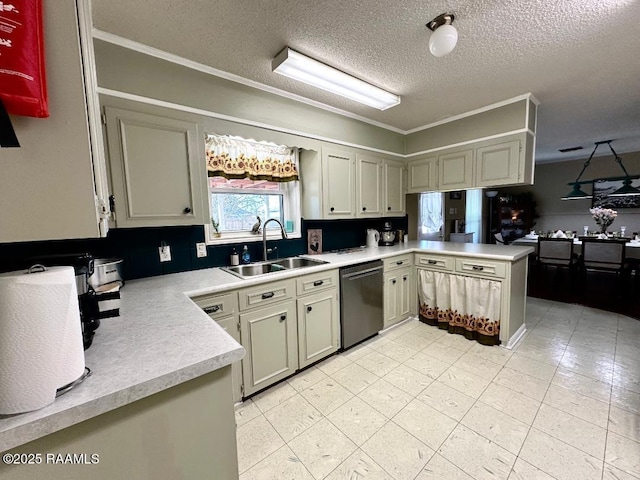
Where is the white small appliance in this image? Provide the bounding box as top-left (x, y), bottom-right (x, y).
top-left (366, 229), bottom-right (380, 248)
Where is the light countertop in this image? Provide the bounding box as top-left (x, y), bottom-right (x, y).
top-left (0, 240), bottom-right (533, 452)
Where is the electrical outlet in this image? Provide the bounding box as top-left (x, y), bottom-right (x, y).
top-left (196, 242), bottom-right (207, 258)
top-left (159, 245), bottom-right (171, 262)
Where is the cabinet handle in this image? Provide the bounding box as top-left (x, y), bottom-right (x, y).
top-left (387, 206), bottom-right (391, 211)
top-left (427, 259), bottom-right (437, 265)
top-left (471, 265), bottom-right (484, 271)
top-left (362, 207), bottom-right (366, 211)
top-left (183, 207), bottom-right (192, 214)
top-left (330, 207), bottom-right (335, 212)
top-left (261, 292), bottom-right (275, 299)
top-left (403, 276), bottom-right (408, 281)
top-left (392, 279), bottom-right (397, 285)
top-left (313, 280), bottom-right (324, 286)
top-left (280, 314), bottom-right (287, 321)
top-left (307, 306), bottom-right (312, 313)
top-left (396, 261), bottom-right (404, 265)
top-left (204, 304), bottom-right (222, 314)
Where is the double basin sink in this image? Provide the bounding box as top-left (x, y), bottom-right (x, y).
top-left (221, 257), bottom-right (328, 279)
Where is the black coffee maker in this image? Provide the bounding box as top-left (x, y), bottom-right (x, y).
top-left (27, 253), bottom-right (103, 349)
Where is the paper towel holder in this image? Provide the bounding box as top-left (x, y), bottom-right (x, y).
top-left (25, 264), bottom-right (47, 274)
top-left (56, 367), bottom-right (91, 397)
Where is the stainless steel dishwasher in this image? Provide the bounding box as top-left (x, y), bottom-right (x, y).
top-left (340, 260), bottom-right (384, 350)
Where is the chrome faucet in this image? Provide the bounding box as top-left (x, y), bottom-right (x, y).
top-left (263, 218), bottom-right (288, 261)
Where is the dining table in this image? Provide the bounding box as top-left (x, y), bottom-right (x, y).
top-left (511, 236), bottom-right (640, 260)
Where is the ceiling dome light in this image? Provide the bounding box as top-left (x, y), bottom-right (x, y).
top-left (427, 13), bottom-right (458, 57)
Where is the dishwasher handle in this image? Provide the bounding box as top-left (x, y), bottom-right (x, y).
top-left (342, 266), bottom-right (383, 280)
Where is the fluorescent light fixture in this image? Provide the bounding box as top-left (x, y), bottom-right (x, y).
top-left (272, 48), bottom-right (400, 110)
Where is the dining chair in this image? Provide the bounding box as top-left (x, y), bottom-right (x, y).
top-left (580, 238), bottom-right (629, 294)
top-left (537, 237), bottom-right (578, 279)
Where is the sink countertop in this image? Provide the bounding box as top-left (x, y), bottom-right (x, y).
top-left (0, 240), bottom-right (532, 452)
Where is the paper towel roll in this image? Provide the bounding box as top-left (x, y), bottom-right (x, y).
top-left (0, 266), bottom-right (85, 414)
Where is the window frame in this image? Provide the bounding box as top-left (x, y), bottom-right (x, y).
top-left (205, 177), bottom-right (301, 246)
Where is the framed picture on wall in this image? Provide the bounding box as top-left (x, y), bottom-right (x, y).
top-left (592, 178), bottom-right (640, 208)
top-left (449, 191), bottom-right (462, 200)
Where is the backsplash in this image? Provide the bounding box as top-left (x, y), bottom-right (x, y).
top-left (0, 217), bottom-right (407, 281)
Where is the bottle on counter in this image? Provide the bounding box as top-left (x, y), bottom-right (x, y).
top-left (241, 245), bottom-right (250, 264)
top-left (230, 248), bottom-right (239, 266)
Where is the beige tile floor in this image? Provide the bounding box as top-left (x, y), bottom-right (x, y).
top-left (235, 297), bottom-right (640, 480)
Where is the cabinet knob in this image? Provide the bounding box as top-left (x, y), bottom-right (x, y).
top-left (362, 207), bottom-right (366, 212)
top-left (183, 207), bottom-right (192, 214)
top-left (330, 207), bottom-right (335, 212)
top-left (387, 206), bottom-right (391, 211)
top-left (392, 279), bottom-right (397, 285)
top-left (307, 306), bottom-right (312, 313)
top-left (279, 314), bottom-right (287, 321)
top-left (403, 276), bottom-right (407, 281)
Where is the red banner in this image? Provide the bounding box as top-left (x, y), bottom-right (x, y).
top-left (0, 1), bottom-right (49, 118)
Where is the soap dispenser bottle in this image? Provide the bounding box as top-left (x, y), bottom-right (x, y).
top-left (241, 245), bottom-right (250, 264)
top-left (230, 248), bottom-right (239, 266)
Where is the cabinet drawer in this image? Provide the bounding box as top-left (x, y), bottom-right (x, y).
top-left (383, 254), bottom-right (413, 271)
top-left (239, 279), bottom-right (295, 311)
top-left (455, 258), bottom-right (506, 278)
top-left (296, 269), bottom-right (339, 296)
top-left (192, 292), bottom-right (238, 319)
top-left (415, 254), bottom-right (454, 272)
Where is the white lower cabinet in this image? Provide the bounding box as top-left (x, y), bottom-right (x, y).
top-left (240, 301), bottom-right (298, 397)
top-left (383, 255), bottom-right (414, 329)
top-left (216, 316), bottom-right (243, 403)
top-left (297, 290), bottom-right (340, 369)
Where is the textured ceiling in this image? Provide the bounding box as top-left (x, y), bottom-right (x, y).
top-left (92, 0), bottom-right (640, 163)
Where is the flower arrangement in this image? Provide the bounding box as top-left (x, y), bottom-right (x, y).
top-left (211, 218), bottom-right (221, 238)
top-left (589, 207), bottom-right (617, 234)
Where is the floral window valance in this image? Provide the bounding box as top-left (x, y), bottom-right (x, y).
top-left (205, 134), bottom-right (299, 183)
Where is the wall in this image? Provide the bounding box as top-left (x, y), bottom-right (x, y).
top-left (0, 217), bottom-right (407, 280)
top-left (500, 151), bottom-right (640, 234)
top-left (94, 40), bottom-right (405, 156)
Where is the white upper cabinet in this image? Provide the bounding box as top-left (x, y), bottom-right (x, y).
top-left (356, 154), bottom-right (383, 217)
top-left (407, 156), bottom-right (438, 193)
top-left (104, 107), bottom-right (205, 227)
top-left (321, 148), bottom-right (356, 218)
top-left (383, 159), bottom-right (405, 216)
top-left (0, 1), bottom-right (110, 243)
top-left (475, 140), bottom-right (521, 187)
top-left (438, 149), bottom-right (474, 191)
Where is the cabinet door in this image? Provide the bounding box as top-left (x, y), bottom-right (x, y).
top-left (475, 140), bottom-right (521, 187)
top-left (105, 108), bottom-right (204, 227)
top-left (241, 301), bottom-right (297, 396)
top-left (356, 154), bottom-right (382, 217)
top-left (383, 160), bottom-right (405, 216)
top-left (215, 316), bottom-right (243, 402)
top-left (399, 268), bottom-right (412, 319)
top-left (297, 290), bottom-right (340, 368)
top-left (383, 272), bottom-right (400, 328)
top-left (407, 156), bottom-right (438, 193)
top-left (438, 149), bottom-right (473, 191)
top-left (322, 149), bottom-right (355, 218)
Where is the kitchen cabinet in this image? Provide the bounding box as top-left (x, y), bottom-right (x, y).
top-left (296, 270), bottom-right (340, 368)
top-left (0, 1), bottom-right (110, 243)
top-left (356, 154), bottom-right (383, 217)
top-left (323, 148), bottom-right (356, 218)
top-left (415, 251), bottom-right (528, 348)
top-left (383, 255), bottom-right (414, 328)
top-left (383, 159), bottom-right (405, 216)
top-left (407, 156), bottom-right (438, 193)
top-left (104, 107), bottom-right (205, 227)
top-left (297, 289), bottom-right (340, 368)
top-left (240, 301), bottom-right (298, 396)
top-left (438, 148), bottom-right (474, 191)
top-left (475, 140), bottom-right (521, 187)
top-left (192, 292), bottom-right (242, 402)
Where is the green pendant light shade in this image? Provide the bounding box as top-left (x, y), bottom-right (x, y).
top-left (560, 140), bottom-right (640, 200)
